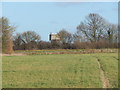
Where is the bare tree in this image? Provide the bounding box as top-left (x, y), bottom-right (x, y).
top-left (57, 29), bottom-right (73, 49)
top-left (1, 17), bottom-right (15, 54)
top-left (14, 31), bottom-right (41, 50)
top-left (106, 24), bottom-right (118, 43)
top-left (13, 33), bottom-right (24, 50)
top-left (58, 29), bottom-right (73, 44)
top-left (77, 13), bottom-right (107, 42)
top-left (21, 31), bottom-right (40, 43)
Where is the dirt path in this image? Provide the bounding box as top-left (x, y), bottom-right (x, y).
top-left (96, 58), bottom-right (110, 88)
top-left (2, 53), bottom-right (25, 56)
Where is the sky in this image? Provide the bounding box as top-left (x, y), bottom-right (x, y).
top-left (2, 2), bottom-right (118, 41)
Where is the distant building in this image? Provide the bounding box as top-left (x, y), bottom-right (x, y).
top-left (49, 33), bottom-right (60, 41)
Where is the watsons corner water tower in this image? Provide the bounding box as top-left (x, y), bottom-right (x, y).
top-left (49, 33), bottom-right (60, 41)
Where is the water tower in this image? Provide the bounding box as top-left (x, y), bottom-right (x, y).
top-left (49, 33), bottom-right (60, 41)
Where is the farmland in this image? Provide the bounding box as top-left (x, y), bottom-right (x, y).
top-left (2, 52), bottom-right (118, 88)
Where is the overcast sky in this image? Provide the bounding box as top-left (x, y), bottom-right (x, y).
top-left (2, 2), bottom-right (118, 41)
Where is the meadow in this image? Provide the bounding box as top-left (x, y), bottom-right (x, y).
top-left (2, 52), bottom-right (118, 88)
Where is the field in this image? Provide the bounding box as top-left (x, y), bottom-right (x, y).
top-left (2, 52), bottom-right (118, 88)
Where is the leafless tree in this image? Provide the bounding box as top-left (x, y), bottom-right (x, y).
top-left (1, 17), bottom-right (15, 54)
top-left (14, 31), bottom-right (41, 50)
top-left (57, 29), bottom-right (73, 49)
top-left (77, 13), bottom-right (107, 42)
top-left (58, 29), bottom-right (73, 44)
top-left (107, 24), bottom-right (118, 43)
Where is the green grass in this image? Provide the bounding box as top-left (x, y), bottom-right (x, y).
top-left (92, 53), bottom-right (118, 87)
top-left (2, 53), bottom-right (118, 88)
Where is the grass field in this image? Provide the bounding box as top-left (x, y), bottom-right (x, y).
top-left (2, 53), bottom-right (118, 88)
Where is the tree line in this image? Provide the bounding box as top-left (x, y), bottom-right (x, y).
top-left (1, 13), bottom-right (119, 54)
